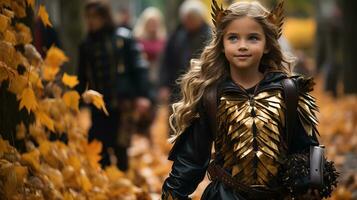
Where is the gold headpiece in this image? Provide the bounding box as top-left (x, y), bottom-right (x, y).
top-left (211, 0), bottom-right (285, 38)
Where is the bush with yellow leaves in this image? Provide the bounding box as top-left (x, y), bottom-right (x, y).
top-left (0, 0), bottom-right (151, 199)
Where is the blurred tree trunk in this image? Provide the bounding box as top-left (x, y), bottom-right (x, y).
top-left (341, 0), bottom-right (357, 94)
top-left (59, 0), bottom-right (84, 74)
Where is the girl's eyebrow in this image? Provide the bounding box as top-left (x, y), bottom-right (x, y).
top-left (225, 32), bottom-right (263, 36)
top-left (248, 32), bottom-right (263, 36)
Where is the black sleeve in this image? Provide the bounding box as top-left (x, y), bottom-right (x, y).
top-left (289, 77), bottom-right (319, 154)
top-left (125, 38), bottom-right (150, 98)
top-left (162, 107), bottom-right (213, 199)
top-left (289, 114), bottom-right (319, 153)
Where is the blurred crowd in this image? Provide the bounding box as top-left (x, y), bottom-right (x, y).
top-left (30, 0), bottom-right (347, 173)
top-left (31, 0), bottom-right (213, 171)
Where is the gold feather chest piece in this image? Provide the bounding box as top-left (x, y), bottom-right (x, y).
top-left (217, 89), bottom-right (286, 186)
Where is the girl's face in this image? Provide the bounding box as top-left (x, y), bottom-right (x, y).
top-left (223, 16), bottom-right (268, 72)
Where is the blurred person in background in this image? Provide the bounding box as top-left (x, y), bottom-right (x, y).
top-left (158, 0), bottom-right (211, 103)
top-left (115, 6), bottom-right (132, 30)
top-left (77, 0), bottom-right (151, 171)
top-left (133, 7), bottom-right (167, 137)
top-left (315, 0), bottom-right (343, 97)
top-left (33, 17), bottom-right (61, 57)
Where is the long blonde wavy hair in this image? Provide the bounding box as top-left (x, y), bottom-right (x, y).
top-left (170, 1), bottom-right (293, 140)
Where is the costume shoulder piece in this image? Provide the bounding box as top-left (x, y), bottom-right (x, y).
top-left (293, 76), bottom-right (319, 137)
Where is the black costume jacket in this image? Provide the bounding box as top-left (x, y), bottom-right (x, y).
top-left (162, 72), bottom-right (319, 200)
top-left (77, 26), bottom-right (150, 110)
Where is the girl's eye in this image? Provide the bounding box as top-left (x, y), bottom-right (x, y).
top-left (249, 36), bottom-right (259, 41)
top-left (228, 36), bottom-right (238, 41)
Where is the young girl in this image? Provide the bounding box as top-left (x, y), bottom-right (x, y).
top-left (161, 1), bottom-right (336, 200)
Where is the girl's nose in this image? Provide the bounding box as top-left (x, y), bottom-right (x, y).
top-left (238, 46), bottom-right (248, 51)
top-left (238, 41), bottom-right (248, 51)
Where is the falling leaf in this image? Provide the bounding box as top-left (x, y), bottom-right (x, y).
top-left (42, 65), bottom-right (60, 81)
top-left (62, 73), bottom-right (79, 88)
top-left (38, 5), bottom-right (52, 27)
top-left (26, 0), bottom-right (35, 10)
top-left (35, 110), bottom-right (55, 132)
top-left (19, 87), bottom-right (38, 114)
top-left (82, 90), bottom-right (109, 116)
top-left (44, 45), bottom-right (68, 68)
top-left (0, 14), bottom-right (10, 33)
top-left (62, 91), bottom-right (80, 112)
top-left (84, 140), bottom-right (102, 170)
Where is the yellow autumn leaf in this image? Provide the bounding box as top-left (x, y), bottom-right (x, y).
top-left (11, 0), bottom-right (26, 18)
top-left (16, 122), bottom-right (26, 140)
top-left (14, 166), bottom-right (28, 183)
top-left (21, 149), bottom-right (40, 170)
top-left (0, 13), bottom-right (10, 33)
top-left (35, 110), bottom-right (55, 132)
top-left (105, 165), bottom-right (125, 182)
top-left (0, 61), bottom-right (16, 83)
top-left (42, 65), bottom-right (60, 81)
top-left (4, 29), bottom-right (16, 44)
top-left (19, 87), bottom-right (38, 114)
top-left (8, 74), bottom-right (28, 97)
top-left (28, 70), bottom-right (44, 89)
top-left (0, 138), bottom-right (11, 156)
top-left (3, 166), bottom-right (17, 198)
top-left (0, 41), bottom-right (17, 69)
top-left (62, 73), bottom-right (79, 88)
top-left (62, 91), bottom-right (80, 112)
top-left (26, 0), bottom-right (35, 10)
top-left (78, 169), bottom-right (92, 192)
top-left (67, 156), bottom-right (81, 171)
top-left (63, 192), bottom-right (75, 200)
top-left (38, 140), bottom-right (51, 156)
top-left (15, 23), bottom-right (32, 44)
top-left (82, 90), bottom-right (109, 116)
top-left (2, 8), bottom-right (14, 19)
top-left (44, 45), bottom-right (68, 68)
top-left (38, 5), bottom-right (52, 27)
top-left (84, 140), bottom-right (102, 170)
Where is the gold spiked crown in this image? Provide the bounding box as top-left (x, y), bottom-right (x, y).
top-left (211, 0), bottom-right (285, 38)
